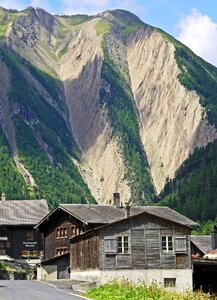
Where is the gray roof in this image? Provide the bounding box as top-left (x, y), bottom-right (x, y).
top-left (0, 199), bottom-right (49, 226)
top-left (36, 204), bottom-right (198, 229)
top-left (190, 235), bottom-right (212, 255)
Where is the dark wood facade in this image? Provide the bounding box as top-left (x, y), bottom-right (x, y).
top-left (0, 199), bottom-right (49, 260)
top-left (71, 212), bottom-right (192, 271)
top-left (71, 231), bottom-right (100, 270)
top-left (0, 225), bottom-right (43, 259)
top-left (37, 208), bottom-right (102, 261)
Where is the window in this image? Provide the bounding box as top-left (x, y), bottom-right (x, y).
top-left (71, 226), bottom-right (75, 237)
top-left (161, 236), bottom-right (173, 253)
top-left (56, 227), bottom-right (67, 239)
top-left (117, 236), bottom-right (129, 254)
top-left (56, 247), bottom-right (67, 256)
top-left (76, 226), bottom-right (82, 236)
top-left (174, 236), bottom-right (187, 253)
top-left (164, 278), bottom-right (176, 288)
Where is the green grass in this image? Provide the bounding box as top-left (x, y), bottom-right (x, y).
top-left (56, 15), bottom-right (90, 39)
top-left (57, 44), bottom-right (69, 59)
top-left (95, 20), bottom-right (112, 36)
top-left (0, 9), bottom-right (26, 37)
top-left (122, 23), bottom-right (143, 43)
top-left (84, 280), bottom-right (213, 300)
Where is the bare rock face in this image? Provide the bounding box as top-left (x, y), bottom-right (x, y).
top-left (2, 7), bottom-right (217, 203)
top-left (59, 18), bottom-right (131, 203)
top-left (127, 27), bottom-right (217, 193)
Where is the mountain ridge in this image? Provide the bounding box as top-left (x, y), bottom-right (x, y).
top-left (0, 7), bottom-right (217, 220)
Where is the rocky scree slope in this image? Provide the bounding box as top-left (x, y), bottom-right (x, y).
top-left (0, 7), bottom-right (217, 217)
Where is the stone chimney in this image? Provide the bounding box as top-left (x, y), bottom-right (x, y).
top-left (113, 193), bottom-right (120, 207)
top-left (124, 202), bottom-right (130, 218)
top-left (212, 225), bottom-right (217, 250)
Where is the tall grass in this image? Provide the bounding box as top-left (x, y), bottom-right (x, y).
top-left (84, 279), bottom-right (214, 300)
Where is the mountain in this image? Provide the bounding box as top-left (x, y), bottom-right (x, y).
top-left (0, 7), bottom-right (217, 219)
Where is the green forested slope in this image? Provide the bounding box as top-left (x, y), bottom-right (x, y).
top-left (0, 47), bottom-right (94, 207)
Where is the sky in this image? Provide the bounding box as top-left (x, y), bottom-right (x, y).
top-left (0, 0), bottom-right (217, 66)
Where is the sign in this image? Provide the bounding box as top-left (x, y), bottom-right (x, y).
top-left (0, 237), bottom-right (8, 241)
top-left (23, 241), bottom-right (37, 248)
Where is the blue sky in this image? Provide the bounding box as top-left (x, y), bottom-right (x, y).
top-left (0, 0), bottom-right (217, 66)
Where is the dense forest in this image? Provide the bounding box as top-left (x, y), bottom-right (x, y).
top-left (0, 47), bottom-right (94, 208)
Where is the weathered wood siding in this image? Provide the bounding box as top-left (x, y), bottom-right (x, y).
top-left (71, 232), bottom-right (100, 270)
top-left (131, 229), bottom-right (146, 268)
top-left (99, 213), bottom-right (191, 270)
top-left (43, 210), bottom-right (86, 260)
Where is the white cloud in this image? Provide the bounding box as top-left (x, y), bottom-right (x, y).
top-left (0, 0), bottom-right (27, 10)
top-left (60, 0), bottom-right (144, 17)
top-left (176, 8), bottom-right (217, 67)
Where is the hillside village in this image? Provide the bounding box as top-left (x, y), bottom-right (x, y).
top-left (1, 4), bottom-right (217, 299)
top-left (1, 194), bottom-right (217, 294)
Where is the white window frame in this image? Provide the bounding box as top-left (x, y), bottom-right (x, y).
top-left (161, 236), bottom-right (174, 253)
top-left (117, 236), bottom-right (129, 254)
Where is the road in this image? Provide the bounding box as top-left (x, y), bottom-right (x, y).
top-left (0, 280), bottom-right (88, 300)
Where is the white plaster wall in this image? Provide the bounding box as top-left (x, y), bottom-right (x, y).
top-left (39, 265), bottom-right (57, 281)
top-left (70, 269), bottom-right (193, 292)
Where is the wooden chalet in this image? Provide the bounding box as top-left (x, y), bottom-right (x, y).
top-left (70, 206), bottom-right (198, 291)
top-left (35, 203), bottom-right (149, 261)
top-left (0, 198), bottom-right (48, 261)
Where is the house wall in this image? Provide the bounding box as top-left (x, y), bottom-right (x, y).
top-left (43, 211), bottom-right (86, 260)
top-left (39, 254), bottom-right (70, 280)
top-left (71, 231), bottom-right (100, 270)
top-left (0, 225), bottom-right (43, 259)
top-left (38, 265), bottom-right (57, 281)
top-left (70, 213), bottom-right (191, 271)
top-left (100, 214), bottom-right (191, 270)
top-left (70, 269), bottom-right (193, 291)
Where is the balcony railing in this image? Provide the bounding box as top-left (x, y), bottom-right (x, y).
top-left (19, 250), bottom-right (42, 259)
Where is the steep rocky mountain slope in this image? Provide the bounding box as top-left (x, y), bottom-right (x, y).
top-left (1, 7), bottom-right (217, 218)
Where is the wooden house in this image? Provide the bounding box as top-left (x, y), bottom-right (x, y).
top-left (70, 206), bottom-right (198, 291)
top-left (0, 198), bottom-right (48, 261)
top-left (35, 203), bottom-right (168, 261)
top-left (35, 203), bottom-right (125, 261)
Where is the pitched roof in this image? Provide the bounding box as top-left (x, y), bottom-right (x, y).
top-left (0, 199), bottom-right (49, 226)
top-left (190, 235), bottom-right (212, 255)
top-left (204, 248), bottom-right (217, 259)
top-left (35, 203), bottom-right (198, 229)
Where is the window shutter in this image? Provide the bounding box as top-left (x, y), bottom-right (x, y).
top-left (104, 237), bottom-right (117, 253)
top-left (174, 236), bottom-right (187, 253)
